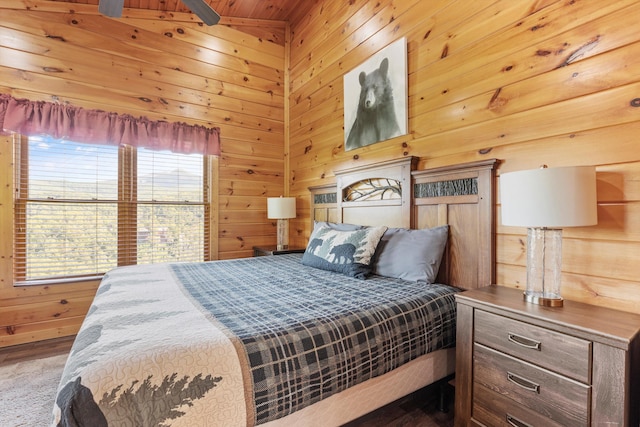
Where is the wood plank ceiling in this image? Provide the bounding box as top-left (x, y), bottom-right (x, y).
top-left (47, 0), bottom-right (316, 23)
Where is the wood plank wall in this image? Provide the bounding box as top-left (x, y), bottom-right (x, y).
top-left (288, 0), bottom-right (640, 314)
top-left (2, 0), bottom-right (640, 348)
top-left (0, 1), bottom-right (286, 347)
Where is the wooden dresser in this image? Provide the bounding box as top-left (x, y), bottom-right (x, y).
top-left (454, 286), bottom-right (640, 427)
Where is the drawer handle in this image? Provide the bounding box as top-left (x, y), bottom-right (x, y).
top-left (506, 413), bottom-right (533, 427)
top-left (508, 333), bottom-right (541, 351)
top-left (507, 371), bottom-right (540, 394)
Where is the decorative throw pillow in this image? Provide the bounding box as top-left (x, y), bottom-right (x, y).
top-left (302, 225), bottom-right (388, 279)
top-left (373, 225), bottom-right (449, 283)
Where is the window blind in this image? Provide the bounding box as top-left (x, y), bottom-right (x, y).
top-left (134, 147), bottom-right (207, 265)
top-left (14, 136), bottom-right (209, 283)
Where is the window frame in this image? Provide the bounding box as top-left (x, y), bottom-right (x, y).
top-left (12, 134), bottom-right (214, 285)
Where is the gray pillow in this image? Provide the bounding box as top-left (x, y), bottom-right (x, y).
top-left (373, 225), bottom-right (449, 283)
top-left (302, 225), bottom-right (387, 279)
top-left (312, 221), bottom-right (366, 232)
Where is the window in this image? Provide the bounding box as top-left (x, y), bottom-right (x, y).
top-left (14, 135), bottom-right (211, 283)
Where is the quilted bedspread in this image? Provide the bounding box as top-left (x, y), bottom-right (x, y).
top-left (53, 254), bottom-right (458, 426)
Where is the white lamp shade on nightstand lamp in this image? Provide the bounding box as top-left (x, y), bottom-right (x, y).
top-left (267, 197), bottom-right (296, 250)
top-left (500, 165), bottom-right (597, 307)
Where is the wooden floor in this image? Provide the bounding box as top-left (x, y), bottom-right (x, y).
top-left (0, 337), bottom-right (455, 427)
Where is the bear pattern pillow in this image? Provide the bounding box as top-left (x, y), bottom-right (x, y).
top-left (373, 225), bottom-right (449, 284)
top-left (302, 225), bottom-right (388, 279)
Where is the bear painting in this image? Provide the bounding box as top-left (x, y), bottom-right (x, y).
top-left (345, 57), bottom-right (403, 151)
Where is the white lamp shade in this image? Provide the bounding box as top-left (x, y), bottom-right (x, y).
top-left (501, 165), bottom-right (597, 228)
top-left (267, 197), bottom-right (296, 219)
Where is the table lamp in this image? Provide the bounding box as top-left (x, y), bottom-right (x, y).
top-left (267, 196), bottom-right (296, 250)
top-left (500, 165), bottom-right (597, 307)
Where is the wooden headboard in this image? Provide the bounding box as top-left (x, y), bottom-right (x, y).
top-left (309, 157), bottom-right (498, 290)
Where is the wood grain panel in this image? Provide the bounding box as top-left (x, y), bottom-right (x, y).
top-left (474, 344), bottom-right (590, 426)
top-left (219, 223), bottom-right (275, 238)
top-left (408, 0), bottom-right (561, 76)
top-left (218, 235), bottom-right (276, 253)
top-left (1, 0), bottom-right (296, 46)
top-left (475, 310), bottom-right (591, 382)
top-left (472, 382), bottom-right (566, 427)
top-left (0, 285), bottom-right (99, 303)
top-left (453, 303), bottom-right (473, 427)
top-left (457, 286), bottom-right (640, 425)
top-left (290, 0), bottom-right (391, 84)
top-left (0, 15), bottom-right (284, 105)
top-left (592, 343), bottom-right (628, 426)
top-left (289, 0), bottom-right (535, 139)
top-left (2, 0), bottom-right (640, 346)
top-left (498, 233), bottom-right (640, 283)
top-left (0, 316), bottom-right (85, 347)
top-left (497, 264), bottom-right (640, 314)
top-left (219, 209), bottom-right (270, 224)
top-left (289, 0), bottom-right (640, 316)
top-left (0, 1), bottom-right (286, 347)
top-left (218, 179), bottom-right (272, 197)
top-left (410, 0), bottom-right (638, 102)
top-left (411, 37), bottom-right (640, 138)
top-left (0, 296), bottom-right (95, 327)
top-left (219, 195), bottom-right (273, 211)
top-left (291, 0), bottom-right (450, 92)
top-left (124, 19), bottom-right (286, 69)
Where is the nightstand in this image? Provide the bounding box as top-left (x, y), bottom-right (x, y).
top-left (252, 246), bottom-right (305, 257)
top-left (454, 285), bottom-right (640, 427)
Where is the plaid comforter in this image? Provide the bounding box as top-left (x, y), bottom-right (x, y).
top-left (173, 255), bottom-right (458, 424)
top-left (53, 254), bottom-right (458, 426)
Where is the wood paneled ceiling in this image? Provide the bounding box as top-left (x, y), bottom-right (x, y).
top-left (49, 0), bottom-right (316, 24)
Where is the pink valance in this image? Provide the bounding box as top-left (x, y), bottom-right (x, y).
top-left (0, 94), bottom-right (220, 156)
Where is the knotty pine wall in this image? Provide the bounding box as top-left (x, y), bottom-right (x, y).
top-left (288, 0), bottom-right (640, 314)
top-left (2, 0), bottom-right (640, 349)
top-left (0, 1), bottom-right (287, 347)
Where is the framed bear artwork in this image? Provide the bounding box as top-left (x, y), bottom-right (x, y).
top-left (344, 37), bottom-right (408, 151)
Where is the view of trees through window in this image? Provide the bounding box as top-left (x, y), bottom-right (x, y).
top-left (15, 136), bottom-right (207, 282)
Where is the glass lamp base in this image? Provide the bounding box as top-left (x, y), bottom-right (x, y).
top-left (525, 227), bottom-right (564, 308)
top-left (276, 218), bottom-right (289, 251)
top-left (523, 292), bottom-right (564, 307)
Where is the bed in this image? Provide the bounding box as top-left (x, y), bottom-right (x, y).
top-left (52, 157), bottom-right (498, 426)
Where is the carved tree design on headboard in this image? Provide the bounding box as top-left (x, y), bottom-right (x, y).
top-left (313, 192), bottom-right (337, 205)
top-left (343, 178), bottom-right (401, 201)
top-left (414, 177), bottom-right (478, 198)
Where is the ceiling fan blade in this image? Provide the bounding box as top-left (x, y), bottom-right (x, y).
top-left (98, 0), bottom-right (124, 17)
top-left (181, 0), bottom-right (221, 25)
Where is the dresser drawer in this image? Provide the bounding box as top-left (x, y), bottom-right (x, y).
top-left (473, 382), bottom-right (565, 427)
top-left (474, 309), bottom-right (591, 382)
top-left (473, 343), bottom-right (590, 426)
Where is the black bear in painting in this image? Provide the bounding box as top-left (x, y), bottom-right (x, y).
top-left (346, 57), bottom-right (401, 150)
